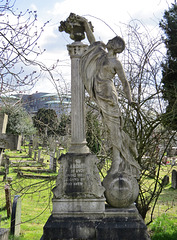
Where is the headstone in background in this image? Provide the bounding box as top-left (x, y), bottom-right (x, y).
top-left (34, 151), bottom-right (37, 161)
top-left (171, 157), bottom-right (176, 166)
top-left (38, 149), bottom-right (41, 162)
top-left (0, 151), bottom-right (4, 166)
top-left (162, 175), bottom-right (169, 186)
top-left (172, 169), bottom-right (177, 189)
top-left (33, 136), bottom-right (39, 150)
top-left (49, 151), bottom-right (55, 171)
top-left (0, 228), bottom-right (9, 240)
top-left (28, 145), bottom-right (32, 158)
top-left (10, 195), bottom-right (21, 237)
top-left (5, 157), bottom-right (9, 175)
top-left (0, 113), bottom-right (8, 134)
top-left (51, 158), bottom-right (56, 173)
top-left (0, 113), bottom-right (8, 167)
top-left (16, 135), bottom-right (22, 151)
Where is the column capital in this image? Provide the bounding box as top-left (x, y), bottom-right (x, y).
top-left (67, 41), bottom-right (88, 58)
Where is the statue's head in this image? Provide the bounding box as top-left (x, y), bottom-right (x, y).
top-left (106, 36), bottom-right (125, 53)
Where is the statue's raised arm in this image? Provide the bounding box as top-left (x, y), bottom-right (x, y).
top-left (59, 13), bottom-right (95, 43)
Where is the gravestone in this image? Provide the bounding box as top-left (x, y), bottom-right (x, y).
top-left (49, 150), bottom-right (55, 171)
top-left (28, 145), bottom-right (32, 158)
top-left (10, 195), bottom-right (21, 237)
top-left (172, 169), bottom-right (177, 189)
top-left (162, 175), bottom-right (169, 186)
top-left (0, 229), bottom-right (9, 240)
top-left (0, 113), bottom-right (8, 166)
top-left (5, 157), bottom-right (10, 176)
top-left (49, 153), bottom-right (57, 172)
top-left (0, 112), bottom-right (22, 166)
top-left (38, 149), bottom-right (41, 162)
top-left (0, 113), bottom-right (8, 134)
top-left (33, 136), bottom-right (39, 150)
top-left (34, 151), bottom-right (37, 161)
top-left (41, 13), bottom-right (150, 240)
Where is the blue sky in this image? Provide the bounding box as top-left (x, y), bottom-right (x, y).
top-left (12, 0), bottom-right (175, 93)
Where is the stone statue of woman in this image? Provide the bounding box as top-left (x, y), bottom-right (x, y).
top-left (59, 13), bottom-right (141, 207)
top-left (78, 16), bottom-right (140, 178)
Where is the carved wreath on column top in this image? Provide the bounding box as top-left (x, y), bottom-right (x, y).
top-left (59, 13), bottom-right (94, 41)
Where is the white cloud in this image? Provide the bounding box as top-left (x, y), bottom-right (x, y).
top-left (46, 0), bottom-right (173, 44)
top-left (25, 0), bottom-right (174, 93)
top-left (30, 4), bottom-right (37, 11)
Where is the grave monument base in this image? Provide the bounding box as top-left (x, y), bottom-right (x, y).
top-left (41, 204), bottom-right (150, 240)
top-left (0, 228), bottom-right (9, 240)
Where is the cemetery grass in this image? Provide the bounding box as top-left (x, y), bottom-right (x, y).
top-left (145, 165), bottom-right (177, 239)
top-left (0, 149), bottom-right (177, 239)
top-left (0, 147), bottom-right (59, 240)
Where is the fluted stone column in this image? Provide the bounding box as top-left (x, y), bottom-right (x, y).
top-left (67, 41), bottom-right (90, 154)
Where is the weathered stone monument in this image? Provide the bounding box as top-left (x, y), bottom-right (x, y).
top-left (0, 113), bottom-right (8, 165)
top-left (0, 112), bottom-right (22, 166)
top-left (0, 229), bottom-right (9, 240)
top-left (172, 169), bottom-right (177, 189)
top-left (41, 13), bottom-right (150, 240)
top-left (0, 214), bottom-right (9, 240)
top-left (10, 195), bottom-right (21, 237)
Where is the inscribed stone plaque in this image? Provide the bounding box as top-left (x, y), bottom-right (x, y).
top-left (10, 195), bottom-right (21, 236)
top-left (53, 153), bottom-right (105, 199)
top-left (65, 157), bottom-right (86, 196)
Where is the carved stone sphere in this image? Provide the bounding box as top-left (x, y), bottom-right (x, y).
top-left (103, 173), bottom-right (139, 208)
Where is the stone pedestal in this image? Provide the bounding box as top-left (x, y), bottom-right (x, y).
top-left (52, 153), bottom-right (105, 214)
top-left (41, 152), bottom-right (106, 239)
top-left (41, 204), bottom-right (150, 240)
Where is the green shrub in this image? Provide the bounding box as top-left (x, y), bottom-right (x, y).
top-left (150, 214), bottom-right (177, 240)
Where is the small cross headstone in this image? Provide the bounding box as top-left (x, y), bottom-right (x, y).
top-left (172, 169), bottom-right (177, 189)
top-left (10, 195), bottom-right (21, 237)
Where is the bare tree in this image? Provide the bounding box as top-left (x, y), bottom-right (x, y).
top-left (0, 0), bottom-right (57, 94)
top-left (85, 20), bottom-right (176, 223)
top-left (117, 21), bottom-right (177, 222)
